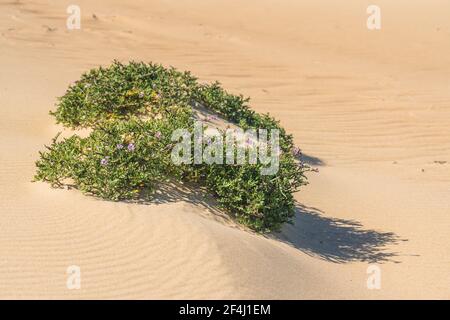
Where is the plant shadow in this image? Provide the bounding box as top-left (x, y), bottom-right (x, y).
top-left (272, 203), bottom-right (406, 263)
top-left (94, 177), bottom-right (405, 264)
top-left (297, 153), bottom-right (325, 166)
top-left (126, 181), bottom-right (234, 225)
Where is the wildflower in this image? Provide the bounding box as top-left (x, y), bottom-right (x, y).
top-left (127, 143), bottom-right (135, 151)
top-left (116, 144), bottom-right (124, 150)
top-left (155, 131), bottom-right (162, 139)
top-left (139, 92), bottom-right (145, 98)
top-left (292, 147), bottom-right (301, 157)
top-left (100, 156), bottom-right (109, 166)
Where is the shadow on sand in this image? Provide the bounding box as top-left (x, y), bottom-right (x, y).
top-left (299, 153), bottom-right (325, 166)
top-left (93, 148), bottom-right (402, 265)
top-left (273, 203), bottom-right (404, 263)
top-left (138, 182), bottom-right (404, 264)
top-left (124, 181), bottom-right (233, 224)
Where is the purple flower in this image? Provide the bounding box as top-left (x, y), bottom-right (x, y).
top-left (139, 92), bottom-right (145, 98)
top-left (100, 157), bottom-right (109, 166)
top-left (127, 143), bottom-right (135, 151)
top-left (292, 147), bottom-right (301, 156)
top-left (116, 144), bottom-right (124, 150)
top-left (155, 131), bottom-right (162, 139)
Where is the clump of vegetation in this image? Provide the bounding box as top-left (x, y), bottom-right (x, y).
top-left (35, 61), bottom-right (310, 232)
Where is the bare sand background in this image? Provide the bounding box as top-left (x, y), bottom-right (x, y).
top-left (0, 0), bottom-right (449, 299)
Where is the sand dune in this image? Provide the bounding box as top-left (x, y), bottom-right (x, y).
top-left (0, 0), bottom-right (449, 299)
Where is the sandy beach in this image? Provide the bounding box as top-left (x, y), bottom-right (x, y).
top-left (0, 0), bottom-right (449, 299)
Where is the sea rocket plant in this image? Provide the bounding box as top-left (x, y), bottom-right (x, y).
top-left (34, 61), bottom-right (311, 232)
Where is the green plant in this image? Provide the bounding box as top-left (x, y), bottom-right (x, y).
top-left (35, 61), bottom-right (310, 232)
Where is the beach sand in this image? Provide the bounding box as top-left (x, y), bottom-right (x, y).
top-left (0, 0), bottom-right (449, 299)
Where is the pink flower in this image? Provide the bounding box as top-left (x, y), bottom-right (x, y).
top-left (127, 143), bottom-right (135, 151)
top-left (155, 131), bottom-right (162, 139)
top-left (292, 147), bottom-right (301, 156)
top-left (100, 157), bottom-right (109, 166)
